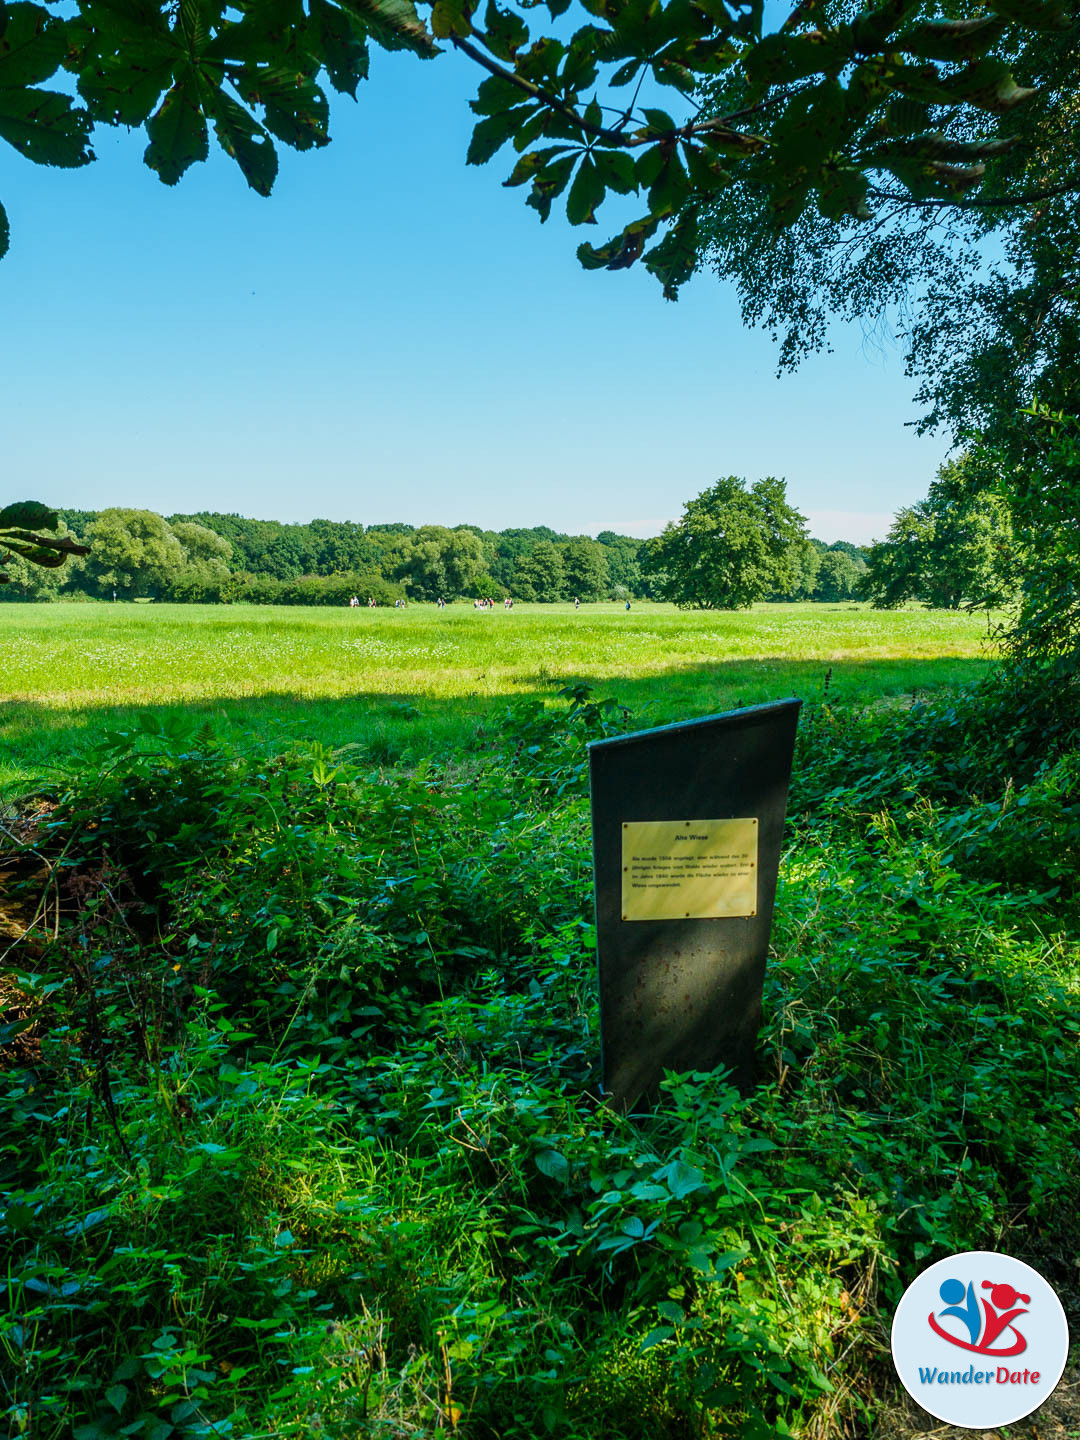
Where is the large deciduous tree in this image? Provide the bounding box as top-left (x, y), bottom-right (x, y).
top-left (813, 547), bottom-right (863, 602)
top-left (396, 524), bottom-right (490, 599)
top-left (642, 475), bottom-right (807, 608)
top-left (84, 508), bottom-right (187, 598)
top-left (985, 404), bottom-right (1080, 674)
top-left (170, 521), bottom-right (234, 578)
top-left (514, 539), bottom-right (567, 601)
top-left (560, 537), bottom-right (610, 600)
top-left (861, 457), bottom-right (1015, 611)
top-left (0, 0), bottom-right (1070, 300)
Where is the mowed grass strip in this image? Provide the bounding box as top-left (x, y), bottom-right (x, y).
top-left (0, 601), bottom-right (997, 787)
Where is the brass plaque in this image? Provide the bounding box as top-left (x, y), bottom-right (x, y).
top-left (621, 818), bottom-right (758, 921)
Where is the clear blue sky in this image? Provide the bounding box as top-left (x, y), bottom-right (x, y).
top-left (1, 46), bottom-right (950, 545)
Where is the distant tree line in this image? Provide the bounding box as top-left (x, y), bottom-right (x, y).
top-left (3, 478), bottom-right (1013, 611)
top-left (1, 503), bottom-right (873, 605)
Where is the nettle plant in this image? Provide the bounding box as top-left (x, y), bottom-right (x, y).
top-left (0, 0), bottom-right (1074, 296)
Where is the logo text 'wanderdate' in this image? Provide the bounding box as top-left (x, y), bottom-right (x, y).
top-left (891, 1252), bottom-right (1068, 1429)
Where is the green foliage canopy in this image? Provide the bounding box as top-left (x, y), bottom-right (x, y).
top-left (642, 474), bottom-right (807, 608)
top-left (989, 404), bottom-right (1080, 675)
top-left (813, 546), bottom-right (862, 602)
top-left (514, 538), bottom-right (568, 601)
top-left (15, 504), bottom-right (872, 604)
top-left (560, 536), bottom-right (610, 601)
top-left (171, 512), bottom-right (378, 579)
top-left (861, 456), bottom-right (1015, 611)
top-left (169, 521), bottom-right (234, 577)
top-left (0, 510), bottom-right (88, 597)
top-left (394, 523), bottom-right (491, 599)
top-left (695, 6), bottom-right (1079, 443)
top-left (0, 0), bottom-right (1070, 298)
top-left (596, 530), bottom-right (648, 597)
top-left (84, 508), bottom-right (189, 598)
top-left (768, 535), bottom-right (820, 602)
top-left (487, 528), bottom-right (561, 591)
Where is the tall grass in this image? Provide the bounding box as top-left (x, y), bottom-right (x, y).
top-left (0, 601), bottom-right (995, 788)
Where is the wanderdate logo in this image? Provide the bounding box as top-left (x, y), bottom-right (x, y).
top-left (929, 1276), bottom-right (1030, 1356)
top-left (892, 1252), bottom-right (1069, 1428)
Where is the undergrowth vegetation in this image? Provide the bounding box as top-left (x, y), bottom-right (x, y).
top-left (2, 669), bottom-right (1080, 1438)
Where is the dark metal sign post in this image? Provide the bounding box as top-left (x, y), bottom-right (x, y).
top-left (588, 699), bottom-right (801, 1111)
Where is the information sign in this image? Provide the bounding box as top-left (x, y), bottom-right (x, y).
top-left (589, 699), bottom-right (801, 1109)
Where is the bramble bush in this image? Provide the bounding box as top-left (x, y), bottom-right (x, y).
top-left (3, 678), bottom-right (1080, 1438)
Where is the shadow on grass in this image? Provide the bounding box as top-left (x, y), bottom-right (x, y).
top-left (0, 652), bottom-right (997, 791)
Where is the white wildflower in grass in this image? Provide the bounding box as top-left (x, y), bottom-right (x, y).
top-left (0, 600), bottom-right (996, 790)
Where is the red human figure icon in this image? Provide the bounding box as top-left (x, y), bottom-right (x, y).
top-left (978, 1281), bottom-right (1030, 1351)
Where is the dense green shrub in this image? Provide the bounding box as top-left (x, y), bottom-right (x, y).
top-left (793, 662), bottom-right (1080, 814)
top-left (160, 570), bottom-right (406, 605)
top-left (4, 680), bottom-right (1080, 1438)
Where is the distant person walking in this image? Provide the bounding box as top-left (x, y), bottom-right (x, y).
top-left (574, 596), bottom-right (580, 610)
top-left (625, 599), bottom-right (631, 610)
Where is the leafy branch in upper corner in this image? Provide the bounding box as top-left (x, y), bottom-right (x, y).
top-left (0, 502), bottom-right (91, 584)
top-left (0, 0), bottom-right (1075, 297)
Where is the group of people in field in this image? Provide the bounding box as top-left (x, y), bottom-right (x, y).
top-left (348, 593), bottom-right (631, 609)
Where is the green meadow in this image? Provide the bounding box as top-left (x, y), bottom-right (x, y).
top-left (0, 600), bottom-right (995, 787)
top-left (4, 597), bottom-right (1080, 1440)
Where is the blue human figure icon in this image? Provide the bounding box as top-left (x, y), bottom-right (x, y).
top-left (938, 1278), bottom-right (982, 1345)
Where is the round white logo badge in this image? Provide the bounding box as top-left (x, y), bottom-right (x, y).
top-left (892, 1251), bottom-right (1069, 1428)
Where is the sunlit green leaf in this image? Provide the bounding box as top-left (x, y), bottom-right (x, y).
top-left (338, 0), bottom-right (435, 53)
top-left (309, 0), bottom-right (370, 96)
top-left (144, 77), bottom-right (209, 184)
top-left (566, 153), bottom-right (603, 223)
top-left (467, 104), bottom-right (531, 164)
top-left (208, 88), bottom-right (278, 194)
